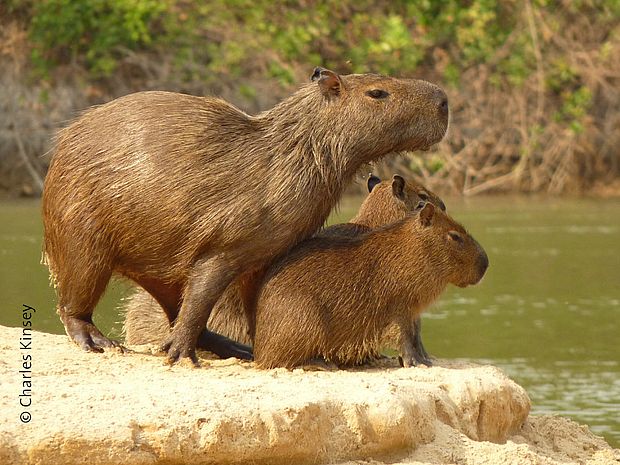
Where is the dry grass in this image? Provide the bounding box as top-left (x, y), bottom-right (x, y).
top-left (1, 4), bottom-right (619, 197)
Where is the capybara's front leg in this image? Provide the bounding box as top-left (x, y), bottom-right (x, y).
top-left (162, 255), bottom-right (237, 366)
top-left (196, 329), bottom-right (253, 360)
top-left (398, 321), bottom-right (418, 368)
top-left (411, 317), bottom-right (432, 366)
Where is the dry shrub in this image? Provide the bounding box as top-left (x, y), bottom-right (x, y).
top-left (375, 3), bottom-right (620, 195)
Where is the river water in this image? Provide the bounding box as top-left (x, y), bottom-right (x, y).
top-left (1, 197), bottom-right (618, 446)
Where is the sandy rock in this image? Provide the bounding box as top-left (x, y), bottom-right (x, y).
top-left (0, 326), bottom-right (616, 465)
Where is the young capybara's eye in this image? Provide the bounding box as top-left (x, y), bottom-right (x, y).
top-left (366, 89), bottom-right (390, 99)
top-left (414, 201), bottom-right (426, 210)
top-left (447, 231), bottom-right (463, 244)
top-left (418, 191), bottom-right (429, 201)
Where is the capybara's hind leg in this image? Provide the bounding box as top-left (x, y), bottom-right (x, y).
top-left (56, 265), bottom-right (120, 352)
top-left (194, 272), bottom-right (256, 360)
top-left (196, 329), bottom-right (253, 360)
top-left (60, 310), bottom-right (121, 352)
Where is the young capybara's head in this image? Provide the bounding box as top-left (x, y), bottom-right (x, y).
top-left (352, 174), bottom-right (445, 229)
top-left (412, 203), bottom-right (488, 288)
top-left (303, 68), bottom-right (449, 158)
top-left (368, 174), bottom-right (446, 211)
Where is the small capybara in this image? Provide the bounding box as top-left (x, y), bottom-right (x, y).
top-left (42, 67), bottom-right (449, 364)
top-left (253, 202), bottom-right (488, 369)
top-left (123, 174), bottom-right (446, 358)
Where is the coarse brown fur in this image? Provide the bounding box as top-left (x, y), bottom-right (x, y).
top-left (42, 68), bottom-right (448, 363)
top-left (253, 203), bottom-right (488, 369)
top-left (122, 175), bottom-right (446, 349)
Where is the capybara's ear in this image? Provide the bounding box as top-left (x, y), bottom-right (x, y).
top-left (419, 202), bottom-right (435, 227)
top-left (392, 175), bottom-right (405, 199)
top-left (312, 67), bottom-right (342, 97)
top-left (367, 174), bottom-right (381, 193)
top-left (311, 67), bottom-right (324, 81)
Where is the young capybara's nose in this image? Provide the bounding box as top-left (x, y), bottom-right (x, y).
top-left (477, 248), bottom-right (489, 278)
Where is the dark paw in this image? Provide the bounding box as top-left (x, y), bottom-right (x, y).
top-left (398, 354), bottom-right (432, 368)
top-left (412, 347), bottom-right (433, 367)
top-left (197, 329), bottom-right (253, 361)
top-left (161, 338), bottom-right (200, 367)
top-left (64, 316), bottom-right (123, 353)
top-left (415, 355), bottom-right (433, 367)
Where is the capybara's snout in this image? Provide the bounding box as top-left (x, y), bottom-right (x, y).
top-left (433, 87), bottom-right (449, 120)
top-left (478, 247), bottom-right (489, 281)
top-left (416, 82), bottom-right (449, 144)
top-left (456, 240), bottom-right (489, 288)
top-left (474, 246), bottom-right (489, 284)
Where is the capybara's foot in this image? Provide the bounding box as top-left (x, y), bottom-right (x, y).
top-left (415, 354), bottom-right (433, 367)
top-left (398, 354), bottom-right (432, 368)
top-left (196, 329), bottom-right (253, 360)
top-left (161, 336), bottom-right (200, 367)
top-left (301, 357), bottom-right (338, 371)
top-left (63, 316), bottom-right (123, 353)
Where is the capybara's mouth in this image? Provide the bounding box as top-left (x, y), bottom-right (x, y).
top-left (456, 273), bottom-right (486, 288)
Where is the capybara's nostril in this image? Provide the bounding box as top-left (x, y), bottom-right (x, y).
top-left (432, 88), bottom-right (449, 116)
top-left (439, 97), bottom-right (448, 113)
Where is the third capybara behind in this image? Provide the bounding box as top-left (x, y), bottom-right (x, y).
top-left (253, 203), bottom-right (488, 369)
top-left (42, 68), bottom-right (449, 364)
top-left (123, 174), bottom-right (446, 355)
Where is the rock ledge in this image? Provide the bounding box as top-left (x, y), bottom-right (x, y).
top-left (0, 326), bottom-right (616, 465)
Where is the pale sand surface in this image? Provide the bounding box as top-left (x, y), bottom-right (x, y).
top-left (1, 326), bottom-right (617, 464)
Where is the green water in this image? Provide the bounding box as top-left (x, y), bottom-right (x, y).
top-left (2, 197), bottom-right (619, 446)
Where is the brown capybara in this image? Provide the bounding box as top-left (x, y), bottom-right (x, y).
top-left (122, 174), bottom-right (446, 355)
top-left (42, 67), bottom-right (449, 364)
top-left (253, 202), bottom-right (488, 369)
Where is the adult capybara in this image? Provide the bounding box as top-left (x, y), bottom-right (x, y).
top-left (42, 67), bottom-right (449, 364)
top-left (253, 203), bottom-right (488, 369)
top-left (122, 174), bottom-right (446, 353)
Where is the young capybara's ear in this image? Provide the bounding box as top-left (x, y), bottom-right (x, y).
top-left (419, 202), bottom-right (435, 227)
top-left (392, 175), bottom-right (406, 199)
top-left (311, 67), bottom-right (324, 81)
top-left (311, 67), bottom-right (342, 97)
top-left (367, 174), bottom-right (381, 193)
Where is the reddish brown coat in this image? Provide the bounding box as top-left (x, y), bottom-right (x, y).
top-left (253, 204), bottom-right (488, 369)
top-left (43, 69), bottom-right (448, 362)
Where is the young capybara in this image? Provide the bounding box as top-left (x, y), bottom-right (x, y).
top-left (42, 67), bottom-right (449, 364)
top-left (122, 174), bottom-right (446, 358)
top-left (253, 202), bottom-right (488, 369)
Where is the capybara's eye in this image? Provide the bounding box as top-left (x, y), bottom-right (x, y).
top-left (448, 231), bottom-right (463, 243)
top-left (366, 89), bottom-right (390, 99)
top-left (418, 191), bottom-right (429, 201)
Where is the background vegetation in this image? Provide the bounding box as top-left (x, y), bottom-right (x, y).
top-left (1, 0), bottom-right (619, 196)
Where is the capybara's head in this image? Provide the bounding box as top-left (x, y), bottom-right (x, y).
top-left (353, 174), bottom-right (445, 229)
top-left (306, 68), bottom-right (449, 158)
top-left (367, 174), bottom-right (446, 211)
top-left (413, 203), bottom-right (488, 288)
